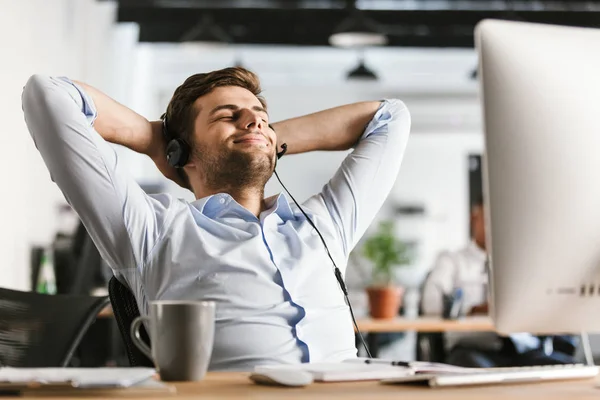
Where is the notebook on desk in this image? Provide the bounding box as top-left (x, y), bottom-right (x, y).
top-left (253, 358), bottom-right (476, 382)
top-left (255, 362), bottom-right (411, 382)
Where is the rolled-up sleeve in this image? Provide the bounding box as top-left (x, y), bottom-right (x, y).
top-left (22, 75), bottom-right (172, 273)
top-left (304, 99), bottom-right (411, 259)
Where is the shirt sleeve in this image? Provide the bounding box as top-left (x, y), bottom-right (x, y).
top-left (22, 75), bottom-right (173, 273)
top-left (303, 99), bottom-right (411, 259)
top-left (421, 253), bottom-right (457, 315)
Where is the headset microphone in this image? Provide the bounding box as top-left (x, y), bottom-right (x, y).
top-left (276, 143), bottom-right (288, 159)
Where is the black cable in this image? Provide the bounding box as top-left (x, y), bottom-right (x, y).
top-left (273, 169), bottom-right (373, 359)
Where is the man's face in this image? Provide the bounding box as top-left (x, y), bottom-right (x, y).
top-left (188, 86), bottom-right (277, 190)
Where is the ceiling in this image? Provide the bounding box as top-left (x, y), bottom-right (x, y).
top-left (107, 0), bottom-right (600, 47)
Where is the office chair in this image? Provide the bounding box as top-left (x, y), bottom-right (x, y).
top-left (415, 318), bottom-right (447, 362)
top-left (0, 287), bottom-right (109, 367)
top-left (108, 276), bottom-right (153, 367)
top-left (416, 273), bottom-right (447, 363)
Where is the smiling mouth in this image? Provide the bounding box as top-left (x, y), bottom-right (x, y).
top-left (233, 136), bottom-right (268, 145)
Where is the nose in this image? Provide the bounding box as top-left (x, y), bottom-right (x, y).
top-left (241, 109), bottom-right (264, 131)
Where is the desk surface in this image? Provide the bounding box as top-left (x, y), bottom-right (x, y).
top-left (356, 316), bottom-right (494, 333)
top-left (19, 372), bottom-right (600, 399)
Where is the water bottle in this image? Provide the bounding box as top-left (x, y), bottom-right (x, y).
top-left (36, 248), bottom-right (57, 295)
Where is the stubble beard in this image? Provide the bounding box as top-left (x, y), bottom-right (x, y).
top-left (195, 144), bottom-right (275, 192)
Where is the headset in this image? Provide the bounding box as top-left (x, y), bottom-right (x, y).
top-left (163, 118), bottom-right (288, 167)
top-left (163, 116), bottom-right (372, 358)
top-left (163, 117), bottom-right (190, 168)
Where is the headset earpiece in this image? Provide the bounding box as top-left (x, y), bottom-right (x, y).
top-left (165, 138), bottom-right (190, 168)
top-left (163, 115), bottom-right (190, 168)
top-left (276, 143), bottom-right (288, 160)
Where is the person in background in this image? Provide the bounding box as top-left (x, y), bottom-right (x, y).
top-left (421, 197), bottom-right (575, 367)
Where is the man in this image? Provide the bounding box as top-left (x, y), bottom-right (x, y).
top-left (22, 68), bottom-right (410, 371)
top-left (422, 198), bottom-right (575, 367)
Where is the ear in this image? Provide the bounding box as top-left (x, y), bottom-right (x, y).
top-left (182, 148), bottom-right (197, 169)
top-left (183, 162), bottom-right (196, 173)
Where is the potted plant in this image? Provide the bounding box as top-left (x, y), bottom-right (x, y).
top-left (363, 220), bottom-right (412, 319)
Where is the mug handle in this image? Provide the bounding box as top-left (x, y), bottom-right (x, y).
top-left (130, 316), bottom-right (152, 361)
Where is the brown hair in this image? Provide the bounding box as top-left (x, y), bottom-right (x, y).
top-left (162, 67), bottom-right (266, 145)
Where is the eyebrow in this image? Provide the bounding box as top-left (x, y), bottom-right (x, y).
top-left (208, 104), bottom-right (268, 117)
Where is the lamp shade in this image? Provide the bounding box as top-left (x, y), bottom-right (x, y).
top-left (329, 12), bottom-right (387, 48)
top-left (347, 59), bottom-right (378, 80)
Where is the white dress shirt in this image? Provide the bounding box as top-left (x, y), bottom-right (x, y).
top-left (422, 241), bottom-right (488, 316)
top-left (22, 75), bottom-right (411, 371)
top-left (422, 241), bottom-right (540, 353)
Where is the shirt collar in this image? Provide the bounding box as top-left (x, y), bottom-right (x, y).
top-left (265, 193), bottom-right (295, 221)
top-left (191, 192), bottom-right (295, 221)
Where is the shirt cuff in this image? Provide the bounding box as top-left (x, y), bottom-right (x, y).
top-left (355, 99), bottom-right (406, 146)
top-left (56, 76), bottom-right (98, 126)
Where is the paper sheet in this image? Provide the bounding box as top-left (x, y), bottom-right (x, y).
top-left (0, 367), bottom-right (156, 388)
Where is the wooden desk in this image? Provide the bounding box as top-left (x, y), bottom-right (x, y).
top-left (356, 316), bottom-right (494, 357)
top-left (357, 316), bottom-right (494, 333)
top-left (17, 372), bottom-right (600, 399)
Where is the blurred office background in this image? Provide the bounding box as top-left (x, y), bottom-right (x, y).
top-left (2, 0), bottom-right (600, 363)
top-left (0, 0), bottom-right (488, 292)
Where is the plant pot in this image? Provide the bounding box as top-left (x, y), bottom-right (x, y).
top-left (366, 286), bottom-right (404, 319)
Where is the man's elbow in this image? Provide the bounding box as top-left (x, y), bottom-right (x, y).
top-left (22, 74), bottom-right (52, 116)
top-left (23, 74), bottom-right (50, 101)
top-left (21, 75), bottom-right (69, 145)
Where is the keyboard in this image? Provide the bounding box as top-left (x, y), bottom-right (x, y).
top-left (481, 363), bottom-right (592, 373)
top-left (381, 364), bottom-right (600, 387)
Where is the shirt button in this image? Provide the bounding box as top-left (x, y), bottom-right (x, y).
top-left (219, 198), bottom-right (226, 204)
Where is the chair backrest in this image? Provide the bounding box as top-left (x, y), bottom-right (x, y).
top-left (107, 276), bottom-right (153, 367)
top-left (416, 271), bottom-right (447, 363)
top-left (0, 287), bottom-right (109, 367)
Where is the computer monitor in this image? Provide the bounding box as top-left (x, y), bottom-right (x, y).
top-left (476, 20), bottom-right (600, 334)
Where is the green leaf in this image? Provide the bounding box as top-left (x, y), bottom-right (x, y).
top-left (362, 220), bottom-right (413, 285)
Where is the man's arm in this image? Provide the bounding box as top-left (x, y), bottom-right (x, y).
top-left (297, 99), bottom-right (411, 261)
top-left (421, 254), bottom-right (457, 315)
top-left (22, 75), bottom-right (173, 272)
top-left (72, 81), bottom-right (185, 187)
top-left (72, 80), bottom-right (154, 154)
top-left (271, 102), bottom-right (381, 154)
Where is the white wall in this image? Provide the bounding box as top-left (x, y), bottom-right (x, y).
top-left (0, 0), bottom-right (134, 289)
